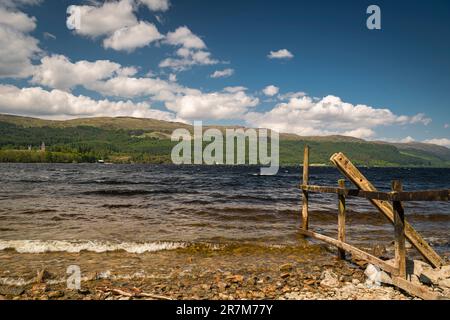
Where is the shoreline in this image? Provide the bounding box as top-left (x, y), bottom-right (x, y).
top-left (1, 162), bottom-right (450, 169)
top-left (0, 243), bottom-right (413, 300)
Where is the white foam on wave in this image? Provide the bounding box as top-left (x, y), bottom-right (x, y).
top-left (0, 240), bottom-right (187, 254)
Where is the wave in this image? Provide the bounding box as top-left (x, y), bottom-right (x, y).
top-left (0, 240), bottom-right (187, 254)
top-left (82, 188), bottom-right (183, 196)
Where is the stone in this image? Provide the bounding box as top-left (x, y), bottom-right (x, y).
top-left (31, 283), bottom-right (48, 293)
top-left (438, 278), bottom-right (450, 289)
top-left (280, 273), bottom-right (290, 279)
top-left (226, 275), bottom-right (244, 283)
top-left (364, 264), bottom-right (392, 285)
top-left (409, 274), bottom-right (422, 287)
top-left (201, 284), bottom-right (211, 290)
top-left (420, 269), bottom-right (441, 285)
top-left (48, 291), bottom-right (64, 299)
top-left (304, 279), bottom-right (315, 286)
top-left (409, 260), bottom-right (431, 278)
top-left (0, 285), bottom-right (25, 296)
top-left (320, 270), bottom-right (340, 288)
top-left (78, 288), bottom-right (91, 295)
top-left (279, 263), bottom-right (293, 272)
top-left (0, 295), bottom-right (6, 300)
top-left (217, 282), bottom-right (228, 291)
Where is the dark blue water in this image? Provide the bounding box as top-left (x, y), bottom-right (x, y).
top-left (0, 164), bottom-right (448, 254)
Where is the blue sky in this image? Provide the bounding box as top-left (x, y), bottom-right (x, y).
top-left (0, 0), bottom-right (449, 146)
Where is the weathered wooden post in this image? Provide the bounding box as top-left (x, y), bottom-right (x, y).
top-left (338, 179), bottom-right (346, 259)
top-left (301, 145), bottom-right (310, 230)
top-left (392, 180), bottom-right (406, 278)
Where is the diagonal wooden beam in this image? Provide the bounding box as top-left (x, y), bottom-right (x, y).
top-left (330, 152), bottom-right (443, 268)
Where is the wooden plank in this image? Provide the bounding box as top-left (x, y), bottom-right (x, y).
top-left (300, 185), bottom-right (450, 202)
top-left (301, 145), bottom-right (310, 230)
top-left (299, 229), bottom-right (398, 275)
top-left (330, 152), bottom-right (443, 268)
top-left (300, 185), bottom-right (391, 200)
top-left (338, 179), bottom-right (346, 260)
top-left (392, 180), bottom-right (406, 279)
top-left (392, 277), bottom-right (446, 300)
top-left (393, 190), bottom-right (450, 202)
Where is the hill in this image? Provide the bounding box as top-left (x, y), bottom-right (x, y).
top-left (0, 114), bottom-right (449, 167)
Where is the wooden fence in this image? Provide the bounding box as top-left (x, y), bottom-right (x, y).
top-left (299, 145), bottom-right (449, 300)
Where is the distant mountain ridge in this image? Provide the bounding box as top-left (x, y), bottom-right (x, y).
top-left (0, 113), bottom-right (449, 167)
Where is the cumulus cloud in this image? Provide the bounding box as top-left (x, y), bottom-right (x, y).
top-left (262, 85), bottom-right (279, 97)
top-left (268, 49), bottom-right (294, 59)
top-left (138, 0), bottom-right (170, 12)
top-left (423, 138), bottom-right (450, 148)
top-left (30, 55), bottom-right (191, 102)
top-left (103, 21), bottom-right (163, 52)
top-left (0, 84), bottom-right (183, 122)
top-left (164, 26), bottom-right (206, 49)
top-left (67, 0), bottom-right (138, 38)
top-left (31, 55), bottom-right (132, 91)
top-left (0, 0), bottom-right (42, 8)
top-left (160, 26), bottom-right (219, 71)
top-left (0, 6), bottom-right (36, 32)
top-left (210, 68), bottom-right (234, 79)
top-left (165, 88), bottom-right (259, 120)
top-left (160, 49), bottom-right (218, 71)
top-left (87, 75), bottom-right (186, 102)
top-left (0, 6), bottom-right (40, 78)
top-left (245, 95), bottom-right (431, 138)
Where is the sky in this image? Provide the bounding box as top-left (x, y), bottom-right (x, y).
top-left (0, 0), bottom-right (449, 147)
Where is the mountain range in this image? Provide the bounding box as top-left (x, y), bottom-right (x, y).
top-left (0, 114), bottom-right (449, 167)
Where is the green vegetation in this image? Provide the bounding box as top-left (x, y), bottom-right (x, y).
top-left (0, 114), bottom-right (449, 167)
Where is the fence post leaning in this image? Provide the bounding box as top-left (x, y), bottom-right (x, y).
top-left (301, 145), bottom-right (310, 230)
top-left (338, 179), bottom-right (346, 259)
top-left (392, 180), bottom-right (407, 278)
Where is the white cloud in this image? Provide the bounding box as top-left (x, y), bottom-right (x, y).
top-left (278, 91), bottom-right (307, 100)
top-left (161, 26), bottom-right (219, 71)
top-left (87, 75), bottom-right (186, 102)
top-left (342, 128), bottom-right (375, 139)
top-left (165, 88), bottom-right (259, 120)
top-left (423, 138), bottom-right (450, 148)
top-left (159, 49), bottom-right (218, 71)
top-left (30, 55), bottom-right (191, 102)
top-left (245, 95), bottom-right (431, 138)
top-left (0, 5), bottom-right (40, 79)
top-left (0, 84), bottom-right (183, 122)
top-left (223, 86), bottom-right (247, 93)
top-left (399, 136), bottom-right (416, 143)
top-left (0, 6), bottom-right (36, 32)
top-left (103, 21), bottom-right (163, 52)
top-left (0, 0), bottom-right (42, 8)
top-left (164, 26), bottom-right (206, 49)
top-left (262, 85), bottom-right (279, 97)
top-left (168, 73), bottom-right (177, 82)
top-left (138, 0), bottom-right (170, 12)
top-left (67, 0), bottom-right (138, 38)
top-left (268, 49), bottom-right (294, 59)
top-left (210, 68), bottom-right (234, 79)
top-left (31, 55), bottom-right (131, 91)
